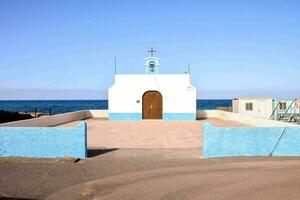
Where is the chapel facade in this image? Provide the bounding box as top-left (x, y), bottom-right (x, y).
top-left (108, 48), bottom-right (197, 120)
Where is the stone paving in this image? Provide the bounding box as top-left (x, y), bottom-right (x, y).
top-left (59, 118), bottom-right (250, 149)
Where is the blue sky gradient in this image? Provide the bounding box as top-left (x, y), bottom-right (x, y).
top-left (0, 0), bottom-right (299, 99)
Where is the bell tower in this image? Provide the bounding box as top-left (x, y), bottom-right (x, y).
top-left (145, 47), bottom-right (159, 74)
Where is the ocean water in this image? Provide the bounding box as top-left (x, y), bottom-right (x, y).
top-left (0, 100), bottom-right (232, 114)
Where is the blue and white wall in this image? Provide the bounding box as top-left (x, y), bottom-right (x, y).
top-left (203, 122), bottom-right (300, 158)
top-left (108, 74), bottom-right (196, 120)
top-left (0, 122), bottom-right (87, 159)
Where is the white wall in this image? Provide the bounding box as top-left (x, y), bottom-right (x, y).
top-left (232, 99), bottom-right (239, 113)
top-left (89, 110), bottom-right (108, 118)
top-left (197, 110), bottom-right (299, 127)
top-left (232, 98), bottom-right (273, 119)
top-left (2, 109), bottom-right (297, 128)
top-left (108, 74), bottom-right (196, 113)
top-left (0, 110), bottom-right (106, 127)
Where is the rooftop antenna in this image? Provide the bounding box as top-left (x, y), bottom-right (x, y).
top-left (114, 56), bottom-right (117, 74)
top-left (188, 62), bottom-right (191, 74)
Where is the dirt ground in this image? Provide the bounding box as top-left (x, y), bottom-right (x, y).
top-left (1, 119), bottom-right (299, 200)
top-left (1, 149), bottom-right (300, 200)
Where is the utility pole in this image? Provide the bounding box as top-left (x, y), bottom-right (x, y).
top-left (114, 56), bottom-right (117, 74)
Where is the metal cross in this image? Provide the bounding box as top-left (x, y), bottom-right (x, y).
top-left (148, 47), bottom-right (156, 56)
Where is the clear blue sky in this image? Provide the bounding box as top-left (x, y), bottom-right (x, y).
top-left (0, 0), bottom-right (299, 100)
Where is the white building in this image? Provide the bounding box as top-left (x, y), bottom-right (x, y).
top-left (232, 98), bottom-right (273, 119)
top-left (108, 48), bottom-right (197, 120)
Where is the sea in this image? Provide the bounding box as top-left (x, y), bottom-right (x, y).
top-left (0, 100), bottom-right (232, 114)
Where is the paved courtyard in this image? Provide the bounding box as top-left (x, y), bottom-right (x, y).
top-left (59, 118), bottom-right (250, 149)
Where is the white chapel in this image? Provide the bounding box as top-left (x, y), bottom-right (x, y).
top-left (108, 48), bottom-right (197, 120)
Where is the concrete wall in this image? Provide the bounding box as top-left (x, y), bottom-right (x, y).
top-left (108, 74), bottom-right (197, 120)
top-left (0, 122), bottom-right (87, 159)
top-left (197, 110), bottom-right (299, 127)
top-left (232, 99), bottom-right (239, 113)
top-left (232, 98), bottom-right (273, 119)
top-left (203, 122), bottom-right (300, 158)
top-left (0, 110), bottom-right (92, 127)
top-left (0, 110), bottom-right (109, 128)
top-left (1, 109), bottom-right (295, 127)
top-left (88, 110), bottom-right (108, 118)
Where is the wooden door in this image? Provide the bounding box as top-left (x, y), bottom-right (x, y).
top-left (142, 91), bottom-right (162, 119)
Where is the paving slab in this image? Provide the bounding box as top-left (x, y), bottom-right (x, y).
top-left (58, 118), bottom-right (250, 149)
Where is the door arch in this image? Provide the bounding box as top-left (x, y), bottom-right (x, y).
top-left (142, 91), bottom-right (163, 119)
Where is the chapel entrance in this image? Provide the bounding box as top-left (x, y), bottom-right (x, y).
top-left (142, 91), bottom-right (163, 119)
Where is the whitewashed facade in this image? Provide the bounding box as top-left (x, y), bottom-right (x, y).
top-left (108, 51), bottom-right (196, 120)
top-left (232, 98), bottom-right (273, 119)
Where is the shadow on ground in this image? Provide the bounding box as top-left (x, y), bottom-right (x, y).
top-left (87, 148), bottom-right (119, 158)
top-left (0, 197), bottom-right (36, 200)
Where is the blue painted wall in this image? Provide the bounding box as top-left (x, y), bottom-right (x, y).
top-left (272, 128), bottom-right (300, 156)
top-left (0, 122), bottom-right (87, 159)
top-left (109, 113), bottom-right (142, 120)
top-left (163, 113), bottom-right (196, 120)
top-left (109, 112), bottom-right (196, 121)
top-left (203, 122), bottom-right (300, 158)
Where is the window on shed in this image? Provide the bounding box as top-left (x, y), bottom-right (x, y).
top-left (245, 103), bottom-right (253, 111)
top-left (279, 102), bottom-right (287, 110)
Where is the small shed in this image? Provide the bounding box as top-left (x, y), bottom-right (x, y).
top-left (232, 98), bottom-right (273, 119)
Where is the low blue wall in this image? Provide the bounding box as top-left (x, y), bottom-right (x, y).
top-left (163, 113), bottom-right (196, 120)
top-left (203, 122), bottom-right (300, 158)
top-left (109, 113), bottom-right (142, 120)
top-left (0, 122), bottom-right (87, 159)
top-left (109, 112), bottom-right (196, 121)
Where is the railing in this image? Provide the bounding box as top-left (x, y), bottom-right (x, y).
top-left (269, 110), bottom-right (298, 156)
top-left (269, 99), bottom-right (300, 123)
top-left (22, 108), bottom-right (53, 117)
top-left (278, 99), bottom-right (296, 121)
top-left (270, 101), bottom-right (281, 120)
